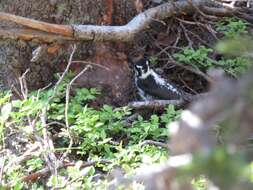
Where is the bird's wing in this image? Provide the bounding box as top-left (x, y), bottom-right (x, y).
top-left (137, 76), bottom-right (182, 100)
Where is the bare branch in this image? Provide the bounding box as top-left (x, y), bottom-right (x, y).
top-left (128, 99), bottom-right (185, 109)
top-left (40, 108), bottom-right (59, 176)
top-left (0, 0), bottom-right (224, 42)
top-left (128, 93), bottom-right (208, 109)
top-left (0, 12), bottom-right (73, 37)
top-left (140, 140), bottom-right (169, 149)
top-left (49, 44), bottom-right (77, 102)
top-left (0, 28), bottom-right (75, 43)
top-left (72, 0), bottom-right (213, 41)
top-left (61, 65), bottom-right (91, 161)
top-left (71, 60), bottom-right (110, 71)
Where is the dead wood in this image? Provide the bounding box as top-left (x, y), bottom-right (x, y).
top-left (0, 0), bottom-right (232, 43)
top-left (128, 93), bottom-right (209, 109)
top-left (0, 12), bottom-right (73, 37)
top-left (128, 99), bottom-right (185, 109)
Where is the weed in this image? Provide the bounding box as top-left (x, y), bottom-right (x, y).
top-left (149, 56), bottom-right (158, 65)
top-left (174, 46), bottom-right (251, 76)
top-left (216, 17), bottom-right (247, 38)
top-left (173, 46), bottom-right (215, 70)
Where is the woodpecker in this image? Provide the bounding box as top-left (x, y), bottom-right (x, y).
top-left (133, 59), bottom-right (189, 101)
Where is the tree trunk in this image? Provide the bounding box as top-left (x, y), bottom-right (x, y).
top-left (0, 0), bottom-right (139, 105)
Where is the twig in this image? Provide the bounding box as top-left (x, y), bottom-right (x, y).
top-left (49, 44), bottom-right (77, 103)
top-left (156, 46), bottom-right (183, 57)
top-left (27, 44), bottom-right (78, 181)
top-left (128, 93), bottom-right (209, 109)
top-left (176, 17), bottom-right (218, 41)
top-left (44, 121), bottom-right (66, 128)
top-left (11, 84), bottom-right (23, 99)
top-left (173, 27), bottom-right (182, 48)
top-left (0, 156), bottom-right (5, 184)
top-left (179, 21), bottom-right (193, 48)
top-left (40, 108), bottom-right (59, 176)
top-left (122, 113), bottom-right (140, 127)
top-left (128, 99), bottom-right (185, 109)
top-left (18, 69), bottom-right (30, 100)
top-left (71, 60), bottom-right (110, 71)
top-left (17, 69), bottom-right (59, 178)
top-left (21, 160), bottom-right (111, 183)
top-left (186, 29), bottom-right (213, 47)
top-left (186, 0), bottom-right (217, 20)
top-left (148, 33), bottom-right (175, 60)
top-left (60, 65), bottom-right (91, 162)
top-left (167, 60), bottom-right (213, 83)
top-left (178, 75), bottom-right (198, 95)
top-left (140, 140), bottom-right (169, 149)
top-left (6, 142), bottom-right (40, 167)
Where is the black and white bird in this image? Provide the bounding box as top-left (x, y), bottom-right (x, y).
top-left (133, 59), bottom-right (189, 101)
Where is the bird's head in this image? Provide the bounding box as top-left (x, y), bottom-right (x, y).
top-left (134, 59), bottom-right (151, 78)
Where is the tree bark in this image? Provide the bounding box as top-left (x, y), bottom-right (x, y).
top-left (0, 0), bottom-right (137, 105)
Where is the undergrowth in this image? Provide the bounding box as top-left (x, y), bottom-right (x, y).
top-left (0, 77), bottom-right (180, 189)
top-left (174, 46), bottom-right (251, 77)
top-left (172, 17), bottom-right (251, 77)
top-left (2, 81), bottom-right (250, 189)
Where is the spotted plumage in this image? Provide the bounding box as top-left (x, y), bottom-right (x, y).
top-left (134, 59), bottom-right (188, 100)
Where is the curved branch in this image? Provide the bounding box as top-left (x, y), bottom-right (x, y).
top-left (0, 0), bottom-right (221, 42)
top-left (72, 0), bottom-right (210, 41)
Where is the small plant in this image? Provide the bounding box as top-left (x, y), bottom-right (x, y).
top-left (216, 56), bottom-right (251, 77)
top-left (1, 66), bottom-right (252, 189)
top-left (191, 175), bottom-right (208, 190)
top-left (174, 46), bottom-right (251, 76)
top-left (160, 105), bottom-right (182, 124)
top-left (26, 157), bottom-right (44, 172)
top-left (99, 144), bottom-right (168, 173)
top-left (67, 105), bottom-right (131, 156)
top-left (173, 18), bottom-right (250, 77)
top-left (216, 17), bottom-right (247, 38)
top-left (173, 46), bottom-right (215, 70)
top-left (149, 56), bottom-right (158, 65)
top-left (128, 115), bottom-right (165, 144)
top-left (126, 105), bottom-right (181, 145)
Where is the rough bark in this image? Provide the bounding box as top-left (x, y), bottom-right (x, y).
top-left (0, 0), bottom-right (137, 105)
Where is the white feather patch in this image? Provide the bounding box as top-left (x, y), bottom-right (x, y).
top-left (181, 110), bottom-right (203, 129)
top-left (168, 154), bottom-right (192, 167)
